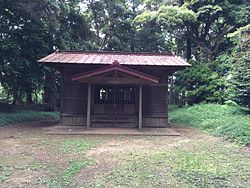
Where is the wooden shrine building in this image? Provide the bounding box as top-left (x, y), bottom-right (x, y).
top-left (38, 51), bottom-right (190, 129)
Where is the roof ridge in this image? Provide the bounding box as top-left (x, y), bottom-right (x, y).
top-left (57, 50), bottom-right (174, 56)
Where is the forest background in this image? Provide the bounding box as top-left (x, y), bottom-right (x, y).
top-left (0, 0), bottom-right (249, 109)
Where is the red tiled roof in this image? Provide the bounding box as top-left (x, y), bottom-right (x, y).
top-left (38, 50), bottom-right (190, 66)
top-left (72, 61), bottom-right (159, 83)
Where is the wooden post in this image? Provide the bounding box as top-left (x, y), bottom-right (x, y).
top-left (165, 74), bottom-right (169, 127)
top-left (87, 83), bottom-right (91, 128)
top-left (139, 84), bottom-right (142, 130)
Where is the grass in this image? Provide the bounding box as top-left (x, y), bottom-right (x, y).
top-left (59, 138), bottom-right (101, 186)
top-left (62, 159), bottom-right (95, 186)
top-left (83, 141), bottom-right (250, 187)
top-left (60, 138), bottom-right (101, 153)
top-left (169, 103), bottom-right (250, 145)
top-left (0, 166), bottom-right (12, 183)
top-left (0, 110), bottom-right (59, 127)
top-left (44, 138), bottom-right (101, 187)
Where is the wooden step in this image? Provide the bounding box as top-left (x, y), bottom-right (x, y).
top-left (92, 116), bottom-right (137, 121)
top-left (91, 119), bottom-right (138, 123)
top-left (91, 115), bottom-right (138, 128)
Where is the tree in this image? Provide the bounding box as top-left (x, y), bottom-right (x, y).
top-left (228, 24), bottom-right (250, 107)
top-left (135, 0), bottom-right (250, 60)
top-left (185, 0), bottom-right (250, 61)
top-left (0, 0), bottom-right (92, 107)
top-left (134, 3), bottom-right (196, 56)
top-left (0, 0), bottom-right (55, 104)
top-left (172, 60), bottom-right (228, 105)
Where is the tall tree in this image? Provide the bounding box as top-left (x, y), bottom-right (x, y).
top-left (0, 0), bottom-right (92, 106)
top-left (228, 24), bottom-right (250, 107)
top-left (135, 0), bottom-right (250, 60)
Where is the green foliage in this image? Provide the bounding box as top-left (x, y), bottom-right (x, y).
top-left (0, 0), bottom-right (249, 110)
top-left (0, 0), bottom-right (93, 105)
top-left (156, 5), bottom-right (196, 29)
top-left (228, 24), bottom-right (250, 108)
top-left (174, 60), bottom-right (228, 105)
top-left (134, 10), bottom-right (155, 24)
top-left (0, 111), bottom-right (58, 127)
top-left (185, 0), bottom-right (250, 60)
top-left (169, 103), bottom-right (250, 145)
top-left (136, 0), bottom-right (250, 60)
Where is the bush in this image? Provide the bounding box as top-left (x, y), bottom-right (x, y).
top-left (0, 111), bottom-right (59, 127)
top-left (169, 103), bottom-right (250, 145)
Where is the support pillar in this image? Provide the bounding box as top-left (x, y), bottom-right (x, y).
top-left (138, 84), bottom-right (142, 130)
top-left (166, 75), bottom-right (169, 127)
top-left (87, 83), bottom-right (91, 128)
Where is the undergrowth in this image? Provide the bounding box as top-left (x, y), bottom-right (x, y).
top-left (169, 103), bottom-right (250, 145)
top-left (0, 111), bottom-right (58, 126)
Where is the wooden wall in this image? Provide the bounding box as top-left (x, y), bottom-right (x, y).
top-left (60, 70), bottom-right (88, 125)
top-left (143, 86), bottom-right (167, 116)
top-left (142, 86), bottom-right (168, 127)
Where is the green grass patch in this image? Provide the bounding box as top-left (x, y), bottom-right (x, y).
top-left (0, 110), bottom-right (59, 127)
top-left (42, 138), bottom-right (102, 187)
top-left (83, 144), bottom-right (249, 187)
top-left (60, 138), bottom-right (101, 153)
top-left (169, 103), bottom-right (250, 145)
top-left (63, 159), bottom-right (95, 186)
top-left (0, 166), bottom-right (12, 183)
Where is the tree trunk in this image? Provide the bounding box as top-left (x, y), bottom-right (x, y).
top-left (43, 70), bottom-right (58, 111)
top-left (130, 28), bottom-right (135, 52)
top-left (186, 37), bottom-right (191, 61)
top-left (178, 0), bottom-right (184, 6)
top-left (6, 90), bottom-right (10, 103)
top-left (178, 91), bottom-right (185, 107)
top-left (26, 91), bottom-right (33, 104)
top-left (12, 90), bottom-right (19, 105)
top-left (12, 94), bottom-right (17, 105)
top-left (168, 76), bottom-right (174, 104)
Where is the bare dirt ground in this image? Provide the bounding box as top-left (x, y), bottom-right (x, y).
top-left (0, 120), bottom-right (249, 188)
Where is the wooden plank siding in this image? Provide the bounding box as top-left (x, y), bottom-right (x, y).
top-left (142, 86), bottom-right (167, 115)
top-left (62, 81), bottom-right (87, 114)
top-left (61, 71), bottom-right (88, 125)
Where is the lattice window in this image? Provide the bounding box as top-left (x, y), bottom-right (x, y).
top-left (95, 85), bottom-right (135, 104)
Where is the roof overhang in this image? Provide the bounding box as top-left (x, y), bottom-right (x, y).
top-left (72, 61), bottom-right (159, 84)
top-left (38, 50), bottom-right (191, 67)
